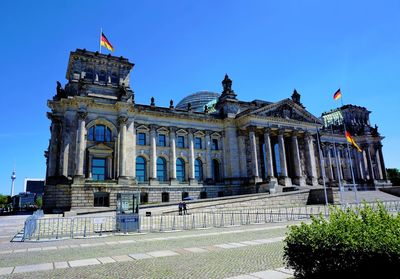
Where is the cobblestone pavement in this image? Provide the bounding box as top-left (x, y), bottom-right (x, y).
top-left (0, 221), bottom-right (300, 278)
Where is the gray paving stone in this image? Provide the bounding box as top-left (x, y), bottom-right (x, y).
top-left (27, 248), bottom-right (42, 252)
top-left (0, 250), bottom-right (13, 254)
top-left (240, 240), bottom-right (262, 246)
top-left (227, 242), bottom-right (248, 247)
top-left (97, 257), bottom-right (116, 264)
top-left (147, 250), bottom-right (179, 257)
top-left (129, 253), bottom-right (153, 260)
top-left (183, 247), bottom-right (208, 253)
top-left (226, 275), bottom-right (258, 279)
top-left (68, 258), bottom-right (101, 267)
top-left (275, 267), bottom-right (294, 275)
top-left (13, 263), bottom-right (54, 274)
top-left (112, 255), bottom-right (134, 262)
top-left (54, 261), bottom-right (69, 269)
top-left (42, 246), bottom-right (57, 251)
top-left (57, 245), bottom-right (70, 249)
top-left (105, 241), bottom-right (119, 245)
top-left (250, 270), bottom-right (291, 279)
top-left (215, 243), bottom-right (238, 249)
top-left (118, 239), bottom-right (136, 244)
top-left (0, 267), bottom-right (14, 275)
top-left (13, 249), bottom-right (27, 253)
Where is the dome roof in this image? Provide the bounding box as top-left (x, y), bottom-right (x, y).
top-left (176, 91), bottom-right (219, 112)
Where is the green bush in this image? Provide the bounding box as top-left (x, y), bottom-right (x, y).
top-left (284, 203), bottom-right (400, 279)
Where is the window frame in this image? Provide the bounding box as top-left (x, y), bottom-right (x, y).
top-left (177, 136), bottom-right (185, 148)
top-left (138, 133), bottom-right (146, 145)
top-left (158, 134), bottom-right (166, 147)
top-left (92, 158), bottom-right (107, 181)
top-left (194, 137), bottom-right (202, 149)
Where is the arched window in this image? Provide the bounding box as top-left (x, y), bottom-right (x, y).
top-left (212, 159), bottom-right (220, 182)
top-left (157, 157), bottom-right (167, 182)
top-left (136, 156), bottom-right (147, 182)
top-left (195, 159), bottom-right (203, 181)
top-left (88, 125), bottom-right (112, 142)
top-left (274, 143), bottom-right (281, 176)
top-left (176, 158), bottom-right (185, 182)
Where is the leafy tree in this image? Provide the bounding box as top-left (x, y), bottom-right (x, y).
top-left (387, 168), bottom-right (400, 186)
top-left (35, 196), bottom-right (43, 208)
top-left (0, 194), bottom-right (11, 207)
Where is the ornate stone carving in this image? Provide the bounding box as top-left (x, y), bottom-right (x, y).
top-left (117, 115), bottom-right (128, 125)
top-left (77, 111), bottom-right (88, 120)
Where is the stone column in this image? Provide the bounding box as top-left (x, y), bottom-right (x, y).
top-left (47, 113), bottom-right (62, 177)
top-left (118, 116), bottom-right (127, 178)
top-left (263, 129), bottom-right (275, 179)
top-left (278, 130), bottom-right (291, 186)
top-left (249, 128), bottom-right (260, 180)
top-left (291, 132), bottom-right (306, 186)
top-left (149, 125), bottom-right (158, 184)
top-left (205, 131), bottom-right (212, 181)
top-left (351, 148), bottom-right (361, 180)
top-left (130, 121), bottom-right (136, 180)
top-left (326, 146), bottom-right (335, 181)
top-left (336, 147), bottom-right (344, 180)
top-left (88, 154), bottom-right (93, 178)
top-left (188, 130), bottom-right (196, 184)
top-left (305, 133), bottom-right (318, 186)
top-left (374, 144), bottom-right (384, 180)
top-left (75, 111), bottom-right (87, 179)
top-left (169, 127), bottom-right (177, 183)
top-left (365, 144), bottom-right (375, 181)
top-left (377, 144), bottom-right (388, 180)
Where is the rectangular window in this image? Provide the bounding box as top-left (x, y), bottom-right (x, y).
top-left (211, 139), bottom-right (219, 150)
top-left (158, 134), bottom-right (166, 146)
top-left (138, 133), bottom-right (146, 145)
top-left (177, 136), bottom-right (185, 148)
top-left (92, 158), bottom-right (106, 181)
top-left (195, 137), bottom-right (202, 149)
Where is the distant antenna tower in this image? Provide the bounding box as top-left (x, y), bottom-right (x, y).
top-left (10, 168), bottom-right (16, 197)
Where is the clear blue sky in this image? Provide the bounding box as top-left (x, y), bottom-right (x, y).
top-left (1, 0), bottom-right (399, 195)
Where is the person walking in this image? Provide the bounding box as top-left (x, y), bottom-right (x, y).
top-left (178, 202), bottom-right (183, 215)
top-left (183, 202), bottom-right (188, 215)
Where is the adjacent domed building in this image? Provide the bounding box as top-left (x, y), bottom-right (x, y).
top-left (175, 91), bottom-right (219, 112)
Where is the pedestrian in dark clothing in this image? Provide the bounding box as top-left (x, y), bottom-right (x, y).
top-left (183, 202), bottom-right (188, 215)
top-left (178, 202), bottom-right (183, 215)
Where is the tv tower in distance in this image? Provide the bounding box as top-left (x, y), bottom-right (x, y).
top-left (10, 168), bottom-right (16, 197)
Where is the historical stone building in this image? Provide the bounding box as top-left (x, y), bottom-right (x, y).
top-left (43, 49), bottom-right (390, 212)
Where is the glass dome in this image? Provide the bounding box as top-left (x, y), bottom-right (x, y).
top-left (176, 91), bottom-right (219, 112)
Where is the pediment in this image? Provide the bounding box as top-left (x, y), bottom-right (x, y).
top-left (87, 143), bottom-right (114, 155)
top-left (194, 130), bottom-right (205, 137)
top-left (157, 127), bottom-right (169, 133)
top-left (176, 129), bottom-right (188, 135)
top-left (136, 124), bottom-right (149, 132)
top-left (250, 99), bottom-right (321, 124)
top-left (211, 132), bottom-right (221, 138)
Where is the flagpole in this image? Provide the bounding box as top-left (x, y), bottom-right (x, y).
top-left (316, 125), bottom-right (328, 206)
top-left (339, 95), bottom-right (358, 204)
top-left (331, 125), bottom-right (344, 205)
top-left (99, 27), bottom-right (102, 54)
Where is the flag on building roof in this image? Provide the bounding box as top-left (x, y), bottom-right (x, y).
top-left (100, 32), bottom-right (114, 52)
top-left (333, 88), bottom-right (342, 100)
top-left (345, 130), bottom-right (362, 152)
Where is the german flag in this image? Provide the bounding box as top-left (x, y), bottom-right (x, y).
top-left (345, 131), bottom-right (362, 152)
top-left (100, 32), bottom-right (114, 52)
top-left (333, 88), bottom-right (342, 100)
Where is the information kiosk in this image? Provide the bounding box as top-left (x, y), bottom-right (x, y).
top-left (116, 193), bottom-right (140, 232)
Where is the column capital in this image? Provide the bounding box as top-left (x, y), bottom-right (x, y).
top-left (278, 129), bottom-right (285, 136)
top-left (149, 124), bottom-right (158, 131)
top-left (248, 125), bottom-right (257, 133)
top-left (263, 127), bottom-right (272, 135)
top-left (118, 115), bottom-right (128, 125)
top-left (291, 130), bottom-right (301, 137)
top-left (187, 128), bottom-right (195, 135)
top-left (77, 111), bottom-right (88, 120)
top-left (169, 126), bottom-right (177, 133)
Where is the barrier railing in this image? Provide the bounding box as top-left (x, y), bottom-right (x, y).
top-left (22, 201), bottom-right (400, 241)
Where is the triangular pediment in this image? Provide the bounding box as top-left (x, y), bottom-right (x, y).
top-left (87, 143), bottom-right (114, 155)
top-left (249, 98), bottom-right (321, 124)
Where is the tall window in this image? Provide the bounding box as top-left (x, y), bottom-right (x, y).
top-left (177, 136), bottom-right (185, 148)
top-left (195, 137), bottom-right (202, 149)
top-left (176, 158), bottom-right (185, 182)
top-left (157, 157), bottom-right (167, 181)
top-left (94, 192), bottom-right (109, 207)
top-left (274, 143), bottom-right (281, 176)
top-left (158, 134), bottom-right (166, 146)
top-left (85, 68), bottom-right (94, 80)
top-left (212, 139), bottom-right (219, 150)
top-left (212, 159), bottom-right (220, 182)
top-left (111, 72), bottom-right (119, 85)
top-left (136, 156), bottom-right (147, 182)
top-left (138, 133), bottom-right (146, 145)
top-left (98, 70), bottom-right (106, 83)
top-left (88, 125), bottom-right (112, 142)
top-left (92, 158), bottom-right (106, 180)
top-left (195, 159), bottom-right (203, 181)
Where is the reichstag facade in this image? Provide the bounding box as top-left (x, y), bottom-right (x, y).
top-left (43, 49), bottom-right (390, 212)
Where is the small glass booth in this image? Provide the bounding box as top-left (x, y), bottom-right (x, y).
top-left (116, 193), bottom-right (140, 232)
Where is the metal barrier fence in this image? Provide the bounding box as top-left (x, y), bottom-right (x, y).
top-left (22, 201), bottom-right (400, 241)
